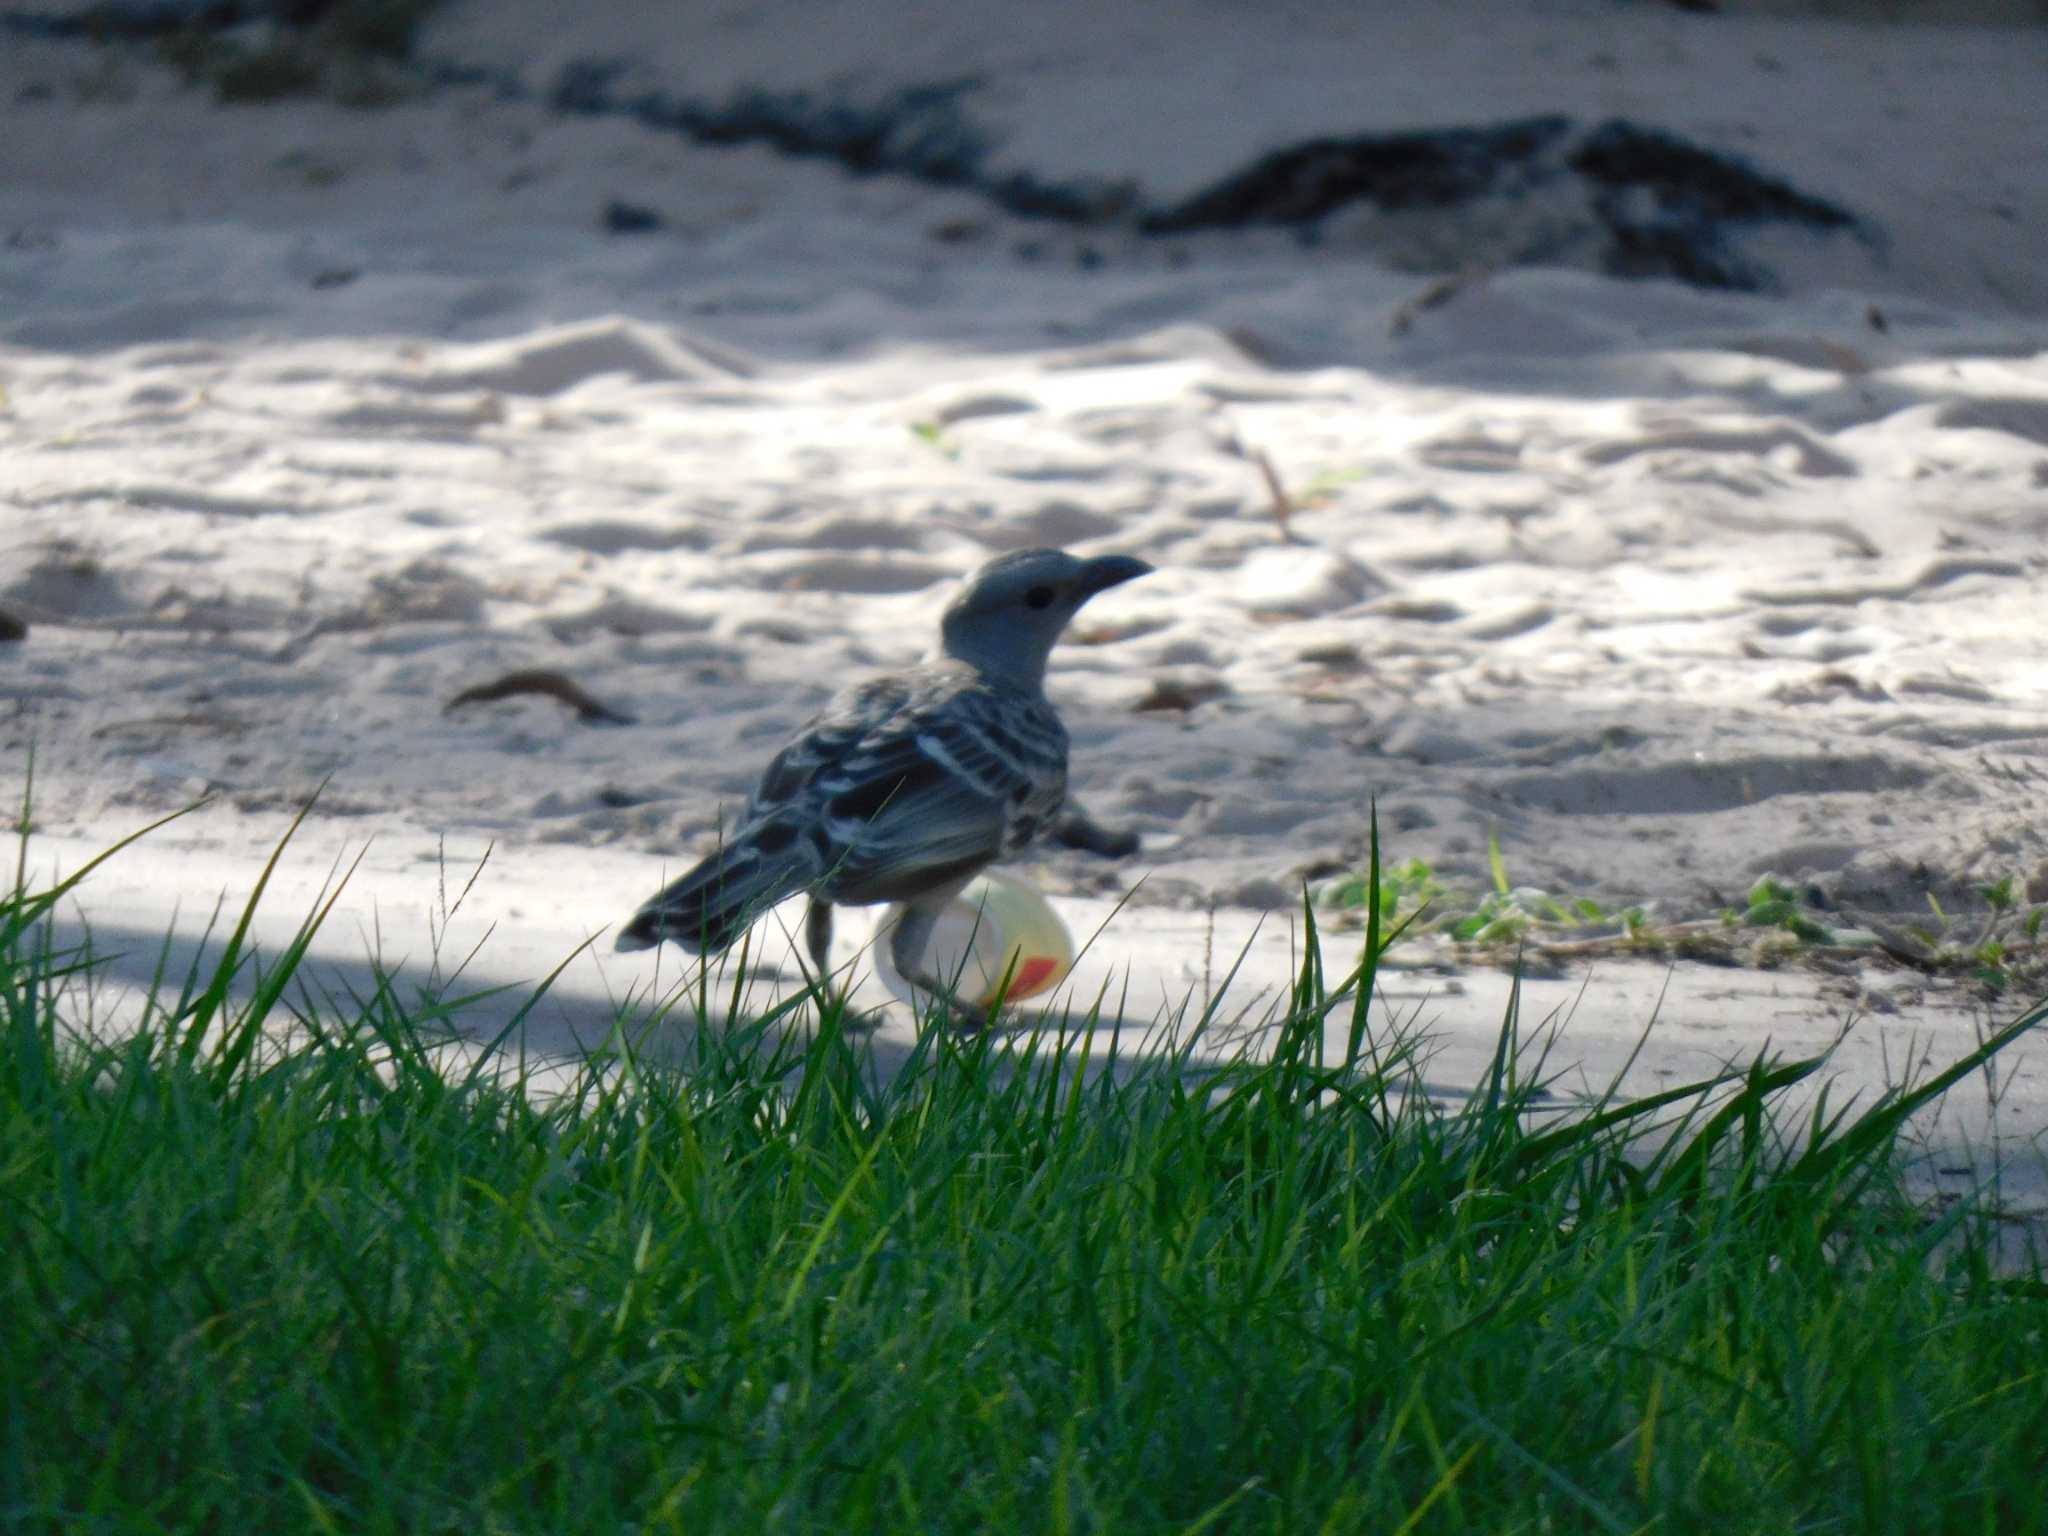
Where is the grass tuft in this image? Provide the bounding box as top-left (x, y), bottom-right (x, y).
top-left (4, 804), bottom-right (2047, 1530)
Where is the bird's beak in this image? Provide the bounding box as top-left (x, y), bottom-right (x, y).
top-left (1076, 554), bottom-right (1153, 596)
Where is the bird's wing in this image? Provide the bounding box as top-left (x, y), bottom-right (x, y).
top-left (747, 673), bottom-right (926, 812)
top-left (748, 670), bottom-right (1068, 900)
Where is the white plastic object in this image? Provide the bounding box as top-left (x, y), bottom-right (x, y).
top-left (872, 871), bottom-right (1076, 1011)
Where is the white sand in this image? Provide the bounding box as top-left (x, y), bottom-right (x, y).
top-left (2, 2), bottom-right (2045, 1181)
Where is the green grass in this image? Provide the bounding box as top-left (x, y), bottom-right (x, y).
top-left (5, 806), bottom-right (2048, 1532)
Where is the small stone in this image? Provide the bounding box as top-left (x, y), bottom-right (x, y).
top-left (1133, 673), bottom-right (1230, 713)
top-left (2027, 859), bottom-right (2048, 906)
top-left (602, 199), bottom-right (663, 234)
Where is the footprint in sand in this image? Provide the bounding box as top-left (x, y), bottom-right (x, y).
top-left (1932, 397), bottom-right (2048, 450)
top-left (966, 499), bottom-right (1125, 550)
top-left (1579, 424), bottom-right (1857, 479)
top-left (1500, 753), bottom-right (1937, 818)
top-left (744, 554), bottom-right (954, 594)
top-left (405, 317), bottom-right (753, 397)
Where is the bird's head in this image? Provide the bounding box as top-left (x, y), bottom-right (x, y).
top-left (939, 548), bottom-right (1152, 689)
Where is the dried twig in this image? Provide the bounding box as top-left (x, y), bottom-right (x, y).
top-left (91, 712), bottom-right (247, 739)
top-left (1248, 448), bottom-right (1299, 544)
top-left (1388, 264), bottom-right (1495, 338)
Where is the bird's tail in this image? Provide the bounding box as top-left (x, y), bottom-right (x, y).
top-left (615, 815), bottom-right (822, 954)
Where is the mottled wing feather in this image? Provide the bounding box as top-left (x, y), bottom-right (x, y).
top-left (912, 690), bottom-right (1069, 825)
top-left (751, 675), bottom-right (914, 809)
top-left (741, 664), bottom-right (1068, 901)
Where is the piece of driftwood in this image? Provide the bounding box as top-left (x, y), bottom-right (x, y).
top-left (445, 669), bottom-right (636, 726)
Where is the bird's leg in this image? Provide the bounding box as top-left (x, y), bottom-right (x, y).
top-left (805, 897), bottom-right (873, 1025)
top-left (890, 901), bottom-right (989, 1031)
top-left (804, 897), bottom-right (835, 980)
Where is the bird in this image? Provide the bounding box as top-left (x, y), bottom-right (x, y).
top-left (614, 547), bottom-right (1152, 1020)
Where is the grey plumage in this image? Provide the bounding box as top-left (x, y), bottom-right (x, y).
top-left (615, 548), bottom-right (1151, 1011)
top-left (618, 665), bottom-right (1064, 953)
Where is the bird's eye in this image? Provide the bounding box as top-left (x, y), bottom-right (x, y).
top-left (1024, 585), bottom-right (1057, 610)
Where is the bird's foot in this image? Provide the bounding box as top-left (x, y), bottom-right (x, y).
top-left (902, 967), bottom-right (993, 1032)
top-left (796, 966), bottom-right (883, 1030)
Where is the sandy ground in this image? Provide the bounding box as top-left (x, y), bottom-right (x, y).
top-left (3, 1), bottom-right (2046, 1182)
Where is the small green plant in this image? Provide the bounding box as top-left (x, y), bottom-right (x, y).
top-left (1316, 853), bottom-right (1442, 931)
top-left (908, 419), bottom-right (960, 460)
top-left (1902, 874), bottom-right (2048, 994)
top-left (1726, 873), bottom-right (1835, 946)
top-left (1322, 828), bottom-right (1653, 953)
top-left (1295, 466), bottom-right (1367, 507)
